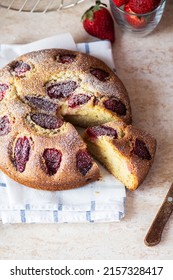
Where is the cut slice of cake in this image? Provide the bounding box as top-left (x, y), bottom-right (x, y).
top-left (84, 121), bottom-right (156, 191)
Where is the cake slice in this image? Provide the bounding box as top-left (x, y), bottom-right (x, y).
top-left (84, 121), bottom-right (156, 191)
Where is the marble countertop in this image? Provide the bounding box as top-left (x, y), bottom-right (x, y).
top-left (0, 0), bottom-right (173, 260)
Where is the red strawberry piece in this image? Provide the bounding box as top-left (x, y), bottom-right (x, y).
top-left (0, 83), bottom-right (9, 101)
top-left (76, 150), bottom-right (93, 176)
top-left (104, 97), bottom-right (126, 116)
top-left (46, 81), bottom-right (78, 99)
top-left (58, 54), bottom-right (76, 64)
top-left (0, 115), bottom-right (11, 136)
top-left (124, 4), bottom-right (147, 28)
top-left (68, 94), bottom-right (91, 108)
top-left (87, 125), bottom-right (118, 139)
top-left (133, 138), bottom-right (151, 160)
top-left (90, 68), bottom-right (109, 81)
top-left (30, 113), bottom-right (64, 129)
top-left (43, 148), bottom-right (62, 176)
top-left (25, 96), bottom-right (58, 112)
top-left (113, 0), bottom-right (129, 7)
top-left (129, 0), bottom-right (161, 14)
top-left (14, 136), bottom-right (31, 172)
top-left (12, 61), bottom-right (31, 77)
top-left (81, 1), bottom-right (115, 43)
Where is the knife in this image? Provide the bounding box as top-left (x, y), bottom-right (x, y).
top-left (144, 183), bottom-right (173, 246)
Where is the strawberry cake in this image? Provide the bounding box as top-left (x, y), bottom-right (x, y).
top-left (0, 49), bottom-right (132, 191)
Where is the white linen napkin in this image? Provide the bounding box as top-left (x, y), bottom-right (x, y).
top-left (0, 33), bottom-right (126, 223)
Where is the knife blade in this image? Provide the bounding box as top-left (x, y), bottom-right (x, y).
top-left (144, 183), bottom-right (173, 246)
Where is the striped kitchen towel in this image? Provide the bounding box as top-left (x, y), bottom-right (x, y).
top-left (0, 33), bottom-right (126, 223)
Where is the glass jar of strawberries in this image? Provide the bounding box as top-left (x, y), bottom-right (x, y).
top-left (110, 0), bottom-right (166, 36)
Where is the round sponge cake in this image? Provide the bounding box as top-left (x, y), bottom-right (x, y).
top-left (0, 49), bottom-right (132, 191)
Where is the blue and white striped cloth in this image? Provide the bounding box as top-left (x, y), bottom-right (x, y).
top-left (0, 33), bottom-right (126, 223)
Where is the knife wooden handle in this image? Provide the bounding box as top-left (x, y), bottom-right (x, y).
top-left (144, 183), bottom-right (173, 246)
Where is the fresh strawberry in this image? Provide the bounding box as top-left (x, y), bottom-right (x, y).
top-left (81, 1), bottom-right (115, 43)
top-left (113, 0), bottom-right (129, 7)
top-left (124, 4), bottom-right (147, 28)
top-left (129, 0), bottom-right (161, 14)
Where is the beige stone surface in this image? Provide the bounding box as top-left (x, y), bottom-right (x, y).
top-left (0, 0), bottom-right (173, 259)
